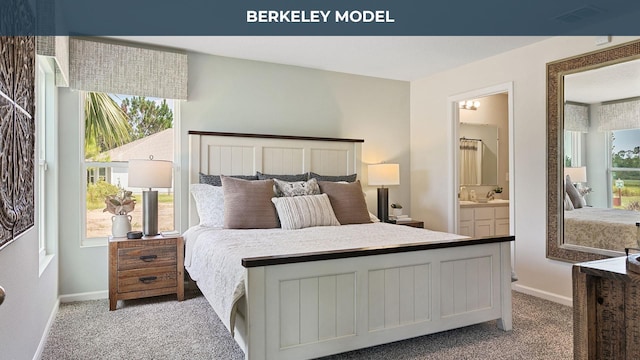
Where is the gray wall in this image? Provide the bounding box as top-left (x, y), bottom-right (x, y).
top-left (58, 52), bottom-right (411, 296)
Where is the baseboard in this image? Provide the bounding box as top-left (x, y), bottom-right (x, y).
top-left (512, 283), bottom-right (573, 307)
top-left (33, 298), bottom-right (60, 360)
top-left (59, 290), bottom-right (108, 303)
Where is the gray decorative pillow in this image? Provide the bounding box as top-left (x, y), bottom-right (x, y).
top-left (273, 178), bottom-right (321, 197)
top-left (200, 172), bottom-right (258, 186)
top-left (309, 172), bottom-right (357, 183)
top-left (565, 175), bottom-right (586, 209)
top-left (318, 180), bottom-right (371, 224)
top-left (221, 176), bottom-right (279, 229)
top-left (256, 171), bottom-right (308, 182)
top-left (190, 184), bottom-right (225, 227)
top-left (271, 194), bottom-right (340, 230)
top-left (564, 193), bottom-right (574, 211)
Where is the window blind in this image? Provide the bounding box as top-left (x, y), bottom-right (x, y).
top-left (597, 98), bottom-right (640, 131)
top-left (36, 36), bottom-right (69, 87)
top-left (564, 103), bottom-right (589, 133)
top-left (69, 37), bottom-right (188, 100)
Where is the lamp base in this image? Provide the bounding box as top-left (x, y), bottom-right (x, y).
top-left (142, 190), bottom-right (159, 236)
top-left (377, 187), bottom-right (389, 223)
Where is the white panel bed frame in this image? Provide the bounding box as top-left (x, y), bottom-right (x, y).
top-left (188, 131), bottom-right (513, 360)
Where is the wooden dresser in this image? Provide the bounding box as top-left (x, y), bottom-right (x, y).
top-left (573, 256), bottom-right (640, 359)
top-left (109, 235), bottom-right (184, 310)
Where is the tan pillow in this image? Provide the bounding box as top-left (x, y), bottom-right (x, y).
top-left (318, 180), bottom-right (371, 225)
top-left (221, 176), bottom-right (279, 229)
top-left (271, 194), bottom-right (340, 230)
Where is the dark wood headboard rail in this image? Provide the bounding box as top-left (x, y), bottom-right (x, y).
top-left (188, 130), bottom-right (364, 143)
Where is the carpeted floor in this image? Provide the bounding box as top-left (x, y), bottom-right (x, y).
top-left (41, 290), bottom-right (572, 360)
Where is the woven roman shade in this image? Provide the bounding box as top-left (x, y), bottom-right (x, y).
top-left (69, 37), bottom-right (187, 100)
top-left (36, 36), bottom-right (69, 87)
top-left (564, 103), bottom-right (589, 132)
top-left (597, 98), bottom-right (640, 131)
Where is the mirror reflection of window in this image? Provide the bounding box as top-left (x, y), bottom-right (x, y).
top-left (610, 128), bottom-right (640, 211)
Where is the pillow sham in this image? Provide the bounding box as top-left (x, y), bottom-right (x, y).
top-left (309, 172), bottom-right (357, 183)
top-left (564, 193), bottom-right (574, 211)
top-left (199, 172), bottom-right (258, 186)
top-left (565, 175), bottom-right (586, 209)
top-left (318, 180), bottom-right (371, 224)
top-left (190, 184), bottom-right (225, 227)
top-left (221, 176), bottom-right (279, 229)
top-left (256, 171), bottom-right (308, 182)
top-left (271, 194), bottom-right (340, 230)
top-left (273, 178), bottom-right (321, 197)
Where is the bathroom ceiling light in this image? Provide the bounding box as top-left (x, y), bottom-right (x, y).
top-left (459, 100), bottom-right (481, 110)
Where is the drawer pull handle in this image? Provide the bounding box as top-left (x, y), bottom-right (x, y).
top-left (139, 276), bottom-right (158, 284)
top-left (139, 255), bottom-right (158, 262)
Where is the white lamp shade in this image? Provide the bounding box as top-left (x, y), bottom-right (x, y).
top-left (564, 166), bottom-right (587, 183)
top-left (368, 163), bottom-right (400, 186)
top-left (128, 159), bottom-right (173, 188)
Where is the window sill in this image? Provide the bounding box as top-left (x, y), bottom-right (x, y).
top-left (39, 254), bottom-right (55, 277)
top-left (81, 237), bottom-right (108, 248)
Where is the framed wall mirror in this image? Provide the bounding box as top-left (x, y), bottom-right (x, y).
top-left (547, 39), bottom-right (640, 263)
top-left (459, 123), bottom-right (499, 186)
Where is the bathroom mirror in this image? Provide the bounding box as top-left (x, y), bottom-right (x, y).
top-left (459, 123), bottom-right (498, 186)
top-left (547, 39), bottom-right (640, 263)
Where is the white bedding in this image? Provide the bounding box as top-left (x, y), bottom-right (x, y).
top-left (183, 222), bottom-right (466, 334)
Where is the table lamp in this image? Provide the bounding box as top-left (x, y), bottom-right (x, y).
top-left (564, 166), bottom-right (587, 187)
top-left (368, 163), bottom-right (400, 222)
top-left (128, 156), bottom-right (173, 236)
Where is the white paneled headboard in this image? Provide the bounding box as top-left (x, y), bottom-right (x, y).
top-left (188, 131), bottom-right (364, 226)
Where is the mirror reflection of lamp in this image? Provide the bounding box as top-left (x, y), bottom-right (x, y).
top-left (564, 166), bottom-right (587, 189)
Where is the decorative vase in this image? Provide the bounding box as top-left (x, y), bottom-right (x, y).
top-left (494, 193), bottom-right (502, 199)
top-left (391, 208), bottom-right (403, 216)
top-left (112, 214), bottom-right (132, 238)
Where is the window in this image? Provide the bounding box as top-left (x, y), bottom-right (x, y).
top-left (564, 130), bottom-right (584, 167)
top-left (36, 55), bottom-right (57, 272)
top-left (82, 92), bottom-right (177, 242)
top-left (610, 129), bottom-right (640, 211)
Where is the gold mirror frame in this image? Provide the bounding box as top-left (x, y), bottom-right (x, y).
top-left (547, 39), bottom-right (640, 263)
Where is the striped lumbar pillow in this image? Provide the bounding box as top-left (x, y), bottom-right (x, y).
top-left (271, 193), bottom-right (340, 230)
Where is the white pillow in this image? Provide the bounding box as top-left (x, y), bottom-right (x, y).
top-left (190, 184), bottom-right (225, 227)
top-left (369, 211), bottom-right (381, 222)
top-left (271, 194), bottom-right (340, 230)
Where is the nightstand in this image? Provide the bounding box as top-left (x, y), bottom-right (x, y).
top-left (387, 220), bottom-right (424, 228)
top-left (109, 234), bottom-right (184, 311)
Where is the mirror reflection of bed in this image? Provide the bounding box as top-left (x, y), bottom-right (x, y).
top-left (562, 57), bottom-right (640, 254)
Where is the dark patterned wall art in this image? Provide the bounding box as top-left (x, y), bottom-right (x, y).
top-left (0, 36), bottom-right (35, 250)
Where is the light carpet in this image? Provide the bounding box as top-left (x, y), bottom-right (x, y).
top-left (41, 290), bottom-right (572, 360)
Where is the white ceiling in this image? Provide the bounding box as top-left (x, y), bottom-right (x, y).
top-left (564, 58), bottom-right (640, 103)
top-left (111, 36), bottom-right (548, 81)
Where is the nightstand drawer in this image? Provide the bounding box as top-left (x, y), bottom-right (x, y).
top-left (117, 266), bottom-right (177, 293)
top-left (118, 245), bottom-right (177, 270)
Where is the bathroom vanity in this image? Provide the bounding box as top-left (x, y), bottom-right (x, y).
top-left (459, 200), bottom-right (510, 237)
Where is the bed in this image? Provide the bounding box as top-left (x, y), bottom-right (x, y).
top-left (564, 207), bottom-right (640, 251)
top-left (185, 130), bottom-right (514, 360)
